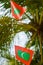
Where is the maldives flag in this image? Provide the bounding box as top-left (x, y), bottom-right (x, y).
top-left (15, 46), bottom-right (34, 65)
top-left (10, 1), bottom-right (26, 20)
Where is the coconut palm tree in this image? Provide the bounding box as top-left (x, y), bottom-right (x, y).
top-left (0, 0), bottom-right (43, 65)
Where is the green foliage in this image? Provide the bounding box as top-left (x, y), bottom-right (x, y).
top-left (0, 0), bottom-right (43, 8)
top-left (0, 0), bottom-right (43, 65)
top-left (0, 16), bottom-right (36, 51)
top-left (0, 17), bottom-right (13, 49)
top-left (0, 0), bottom-right (10, 9)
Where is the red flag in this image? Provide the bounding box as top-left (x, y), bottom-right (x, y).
top-left (15, 46), bottom-right (34, 65)
top-left (10, 1), bottom-right (26, 20)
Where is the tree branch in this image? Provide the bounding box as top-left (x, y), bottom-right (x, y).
top-left (26, 32), bottom-right (37, 48)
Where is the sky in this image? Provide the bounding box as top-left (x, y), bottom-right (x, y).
top-left (10, 31), bottom-right (28, 56)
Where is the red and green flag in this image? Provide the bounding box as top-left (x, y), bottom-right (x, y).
top-left (10, 1), bottom-right (26, 20)
top-left (15, 46), bottom-right (34, 65)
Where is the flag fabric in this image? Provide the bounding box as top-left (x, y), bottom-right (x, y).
top-left (15, 46), bottom-right (34, 65)
top-left (10, 1), bottom-right (26, 20)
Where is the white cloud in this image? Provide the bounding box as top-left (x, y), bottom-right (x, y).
top-left (10, 31), bottom-right (28, 56)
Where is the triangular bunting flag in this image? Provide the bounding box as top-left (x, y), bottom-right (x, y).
top-left (10, 1), bottom-right (26, 20)
top-left (15, 46), bottom-right (34, 65)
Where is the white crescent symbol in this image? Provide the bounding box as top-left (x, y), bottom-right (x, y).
top-left (21, 52), bottom-right (25, 58)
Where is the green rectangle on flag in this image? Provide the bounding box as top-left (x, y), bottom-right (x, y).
top-left (18, 50), bottom-right (30, 61)
top-left (14, 8), bottom-right (20, 14)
